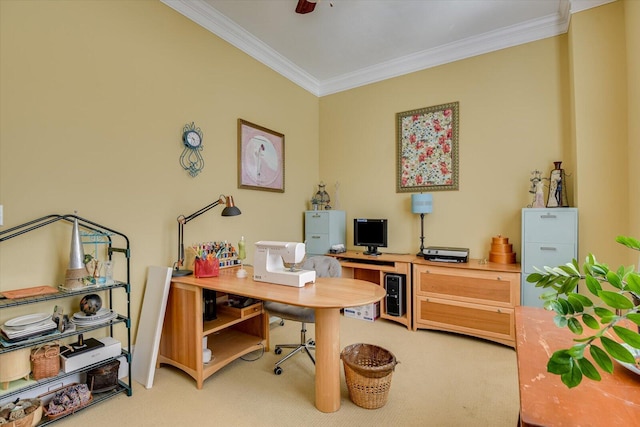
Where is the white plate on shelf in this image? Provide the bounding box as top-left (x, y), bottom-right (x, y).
top-left (73, 308), bottom-right (111, 320)
top-left (4, 312), bottom-right (51, 328)
top-left (72, 310), bottom-right (117, 326)
top-left (618, 343), bottom-right (640, 375)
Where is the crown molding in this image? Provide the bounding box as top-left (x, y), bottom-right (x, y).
top-left (161, 0), bottom-right (321, 96)
top-left (161, 0), bottom-right (614, 97)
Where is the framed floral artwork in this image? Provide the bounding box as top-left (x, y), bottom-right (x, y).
top-left (237, 119), bottom-right (285, 192)
top-left (396, 102), bottom-right (459, 192)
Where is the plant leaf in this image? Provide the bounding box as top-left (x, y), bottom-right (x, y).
top-left (625, 272), bottom-right (640, 295)
top-left (560, 276), bottom-right (579, 295)
top-left (590, 345), bottom-right (614, 373)
top-left (616, 235), bottom-right (640, 251)
top-left (613, 325), bottom-right (640, 348)
top-left (576, 357), bottom-right (601, 381)
top-left (553, 314), bottom-right (568, 328)
top-left (606, 271), bottom-right (623, 290)
top-left (601, 336), bottom-right (636, 363)
top-left (627, 313), bottom-right (640, 326)
top-left (560, 362), bottom-right (583, 388)
top-left (593, 306), bottom-right (615, 320)
top-left (568, 292), bottom-right (593, 307)
top-left (567, 294), bottom-right (584, 313)
top-left (547, 350), bottom-right (572, 374)
top-left (598, 290), bottom-right (634, 310)
top-left (526, 272), bottom-right (543, 283)
top-left (567, 317), bottom-right (583, 335)
top-left (582, 313), bottom-right (600, 329)
top-left (558, 298), bottom-right (574, 315)
top-left (585, 275), bottom-right (602, 296)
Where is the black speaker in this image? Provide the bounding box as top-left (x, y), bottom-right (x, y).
top-left (203, 289), bottom-right (217, 321)
top-left (384, 274), bottom-right (404, 317)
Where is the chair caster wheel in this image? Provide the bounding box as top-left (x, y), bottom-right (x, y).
top-left (280, 319), bottom-right (285, 326)
top-left (274, 366), bottom-right (283, 375)
top-left (275, 347), bottom-right (282, 355)
top-left (309, 340), bottom-right (315, 346)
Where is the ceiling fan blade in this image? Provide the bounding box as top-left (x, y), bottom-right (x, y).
top-left (296, 0), bottom-right (316, 14)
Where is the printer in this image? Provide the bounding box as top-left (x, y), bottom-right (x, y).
top-left (422, 246), bottom-right (469, 263)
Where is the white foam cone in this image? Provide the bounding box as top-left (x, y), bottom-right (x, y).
top-left (69, 217), bottom-right (85, 269)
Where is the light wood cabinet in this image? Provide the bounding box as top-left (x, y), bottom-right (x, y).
top-left (413, 259), bottom-right (520, 347)
top-left (158, 280), bottom-right (267, 389)
top-left (330, 251), bottom-right (413, 329)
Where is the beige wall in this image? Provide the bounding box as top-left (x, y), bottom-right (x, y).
top-left (0, 1), bottom-right (319, 335)
top-left (320, 1), bottom-right (636, 268)
top-left (320, 36), bottom-right (571, 259)
top-left (569, 1), bottom-right (633, 266)
top-left (625, 0), bottom-right (640, 258)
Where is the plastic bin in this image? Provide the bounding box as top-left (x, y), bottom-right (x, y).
top-left (340, 343), bottom-right (398, 409)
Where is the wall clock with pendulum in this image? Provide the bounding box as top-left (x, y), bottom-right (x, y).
top-left (180, 122), bottom-right (204, 177)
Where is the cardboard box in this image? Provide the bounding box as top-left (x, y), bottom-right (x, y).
top-left (60, 337), bottom-right (122, 373)
top-left (344, 302), bottom-right (380, 322)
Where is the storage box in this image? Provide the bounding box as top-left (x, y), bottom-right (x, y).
top-left (344, 302), bottom-right (380, 322)
top-left (60, 337), bottom-right (121, 373)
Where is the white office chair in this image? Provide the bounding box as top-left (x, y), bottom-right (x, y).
top-left (264, 256), bottom-right (342, 375)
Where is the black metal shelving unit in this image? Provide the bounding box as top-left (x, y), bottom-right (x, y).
top-left (0, 214), bottom-right (132, 424)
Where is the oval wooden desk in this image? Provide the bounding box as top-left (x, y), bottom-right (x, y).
top-left (159, 266), bottom-right (386, 413)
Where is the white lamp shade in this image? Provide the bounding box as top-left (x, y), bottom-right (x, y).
top-left (411, 193), bottom-right (433, 214)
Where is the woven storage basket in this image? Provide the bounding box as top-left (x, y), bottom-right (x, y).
top-left (30, 343), bottom-right (60, 380)
top-left (340, 343), bottom-right (398, 409)
top-left (86, 360), bottom-right (120, 393)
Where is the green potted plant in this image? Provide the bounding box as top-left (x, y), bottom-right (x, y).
top-left (527, 236), bottom-right (640, 388)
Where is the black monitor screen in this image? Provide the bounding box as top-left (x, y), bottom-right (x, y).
top-left (353, 218), bottom-right (387, 256)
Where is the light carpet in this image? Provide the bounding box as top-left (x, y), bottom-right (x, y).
top-left (55, 315), bottom-right (519, 426)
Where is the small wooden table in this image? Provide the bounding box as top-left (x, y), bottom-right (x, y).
top-left (159, 266), bottom-right (385, 413)
top-left (515, 306), bottom-right (640, 426)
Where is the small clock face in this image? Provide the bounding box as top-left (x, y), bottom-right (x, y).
top-left (184, 131), bottom-right (202, 148)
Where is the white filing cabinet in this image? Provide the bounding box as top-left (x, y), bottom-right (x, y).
top-left (521, 208), bottom-right (578, 307)
top-left (304, 210), bottom-right (346, 256)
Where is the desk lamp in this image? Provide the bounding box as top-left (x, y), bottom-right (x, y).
top-left (173, 194), bottom-right (241, 277)
top-left (411, 193), bottom-right (433, 256)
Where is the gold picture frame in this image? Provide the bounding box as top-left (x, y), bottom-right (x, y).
top-left (396, 102), bottom-right (459, 192)
top-left (237, 119), bottom-right (285, 193)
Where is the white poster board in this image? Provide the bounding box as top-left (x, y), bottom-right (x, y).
top-left (131, 266), bottom-right (172, 389)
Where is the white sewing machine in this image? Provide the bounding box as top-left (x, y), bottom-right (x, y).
top-left (253, 241), bottom-right (316, 287)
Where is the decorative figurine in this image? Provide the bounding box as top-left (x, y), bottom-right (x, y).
top-left (546, 161), bottom-right (569, 207)
top-left (527, 170), bottom-right (545, 208)
top-left (313, 181), bottom-right (331, 210)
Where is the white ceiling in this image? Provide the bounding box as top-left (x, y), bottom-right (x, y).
top-left (161, 0), bottom-right (613, 96)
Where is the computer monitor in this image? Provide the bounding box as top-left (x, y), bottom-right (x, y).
top-left (353, 218), bottom-right (388, 256)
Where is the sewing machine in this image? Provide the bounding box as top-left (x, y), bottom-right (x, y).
top-left (253, 241), bottom-right (316, 287)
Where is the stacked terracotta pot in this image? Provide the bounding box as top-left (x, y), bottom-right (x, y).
top-left (489, 235), bottom-right (516, 264)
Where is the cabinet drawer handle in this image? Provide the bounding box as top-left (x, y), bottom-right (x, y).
top-left (311, 235), bottom-right (321, 239)
top-left (497, 276), bottom-right (502, 281)
top-left (540, 214), bottom-right (557, 219)
top-left (497, 308), bottom-right (502, 313)
top-left (540, 247), bottom-right (557, 251)
top-left (312, 214), bottom-right (321, 218)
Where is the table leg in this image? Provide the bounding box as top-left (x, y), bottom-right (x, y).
top-left (314, 307), bottom-right (341, 413)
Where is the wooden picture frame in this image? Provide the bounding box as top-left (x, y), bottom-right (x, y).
top-left (396, 102), bottom-right (459, 192)
top-left (237, 119), bottom-right (285, 192)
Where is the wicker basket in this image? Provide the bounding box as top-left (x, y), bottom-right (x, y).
top-left (30, 343), bottom-right (60, 381)
top-left (86, 360), bottom-right (120, 393)
top-left (0, 398), bottom-right (42, 427)
top-left (340, 343), bottom-right (398, 409)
